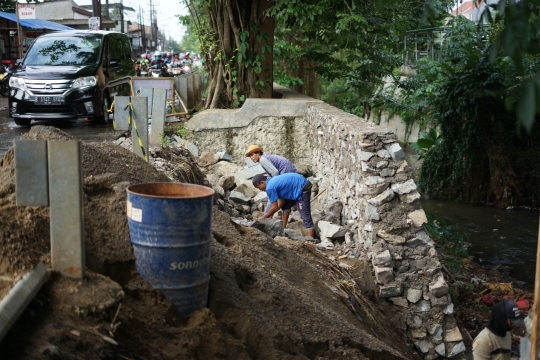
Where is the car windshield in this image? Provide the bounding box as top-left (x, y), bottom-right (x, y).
top-left (23, 35), bottom-right (102, 66)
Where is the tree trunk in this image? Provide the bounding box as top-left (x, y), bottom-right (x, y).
top-left (186, 0), bottom-right (274, 109)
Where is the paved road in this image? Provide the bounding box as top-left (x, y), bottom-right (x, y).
top-left (0, 97), bottom-right (124, 157)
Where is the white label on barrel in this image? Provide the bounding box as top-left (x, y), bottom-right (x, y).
top-left (131, 207), bottom-right (142, 222)
top-left (127, 201), bottom-right (132, 218)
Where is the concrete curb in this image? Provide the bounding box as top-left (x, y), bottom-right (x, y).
top-left (0, 262), bottom-right (47, 342)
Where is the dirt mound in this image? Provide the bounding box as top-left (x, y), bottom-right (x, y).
top-left (0, 126), bottom-right (417, 359)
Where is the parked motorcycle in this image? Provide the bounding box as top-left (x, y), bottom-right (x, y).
top-left (0, 65), bottom-right (12, 97)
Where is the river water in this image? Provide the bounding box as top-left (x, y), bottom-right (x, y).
top-left (420, 199), bottom-right (539, 285)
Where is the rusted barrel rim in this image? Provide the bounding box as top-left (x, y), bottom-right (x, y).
top-left (127, 182), bottom-right (214, 199)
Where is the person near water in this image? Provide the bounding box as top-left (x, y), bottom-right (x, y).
top-left (472, 299), bottom-right (525, 360)
top-left (252, 173), bottom-right (314, 238)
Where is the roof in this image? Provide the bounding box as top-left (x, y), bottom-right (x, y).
top-left (0, 11), bottom-right (74, 31)
top-left (450, 0), bottom-right (488, 16)
top-left (72, 6), bottom-right (93, 17)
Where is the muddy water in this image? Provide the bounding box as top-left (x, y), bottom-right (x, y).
top-left (421, 199), bottom-right (539, 285)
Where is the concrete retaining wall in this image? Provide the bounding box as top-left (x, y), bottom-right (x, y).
top-left (183, 86), bottom-right (465, 359)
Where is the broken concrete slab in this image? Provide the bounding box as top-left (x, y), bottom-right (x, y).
top-left (251, 219), bottom-right (284, 238)
top-left (253, 192), bottom-right (269, 206)
top-left (374, 266), bottom-right (394, 284)
top-left (367, 188), bottom-right (395, 207)
top-left (400, 190), bottom-right (421, 204)
top-left (197, 152), bottom-right (220, 167)
top-left (429, 274), bottom-right (449, 298)
top-left (407, 289), bottom-right (422, 304)
top-left (380, 168), bottom-right (396, 177)
top-left (377, 230), bottom-right (406, 245)
top-left (379, 282), bottom-right (402, 297)
top-left (389, 297), bottom-right (408, 308)
top-left (444, 327), bottom-right (463, 342)
top-left (229, 191), bottom-right (251, 205)
top-left (405, 231), bottom-right (434, 248)
top-left (233, 163), bottom-right (265, 182)
top-left (373, 250), bottom-right (392, 267)
top-left (390, 179), bottom-right (417, 195)
top-left (218, 175), bottom-right (236, 191)
top-left (384, 143), bottom-right (404, 161)
top-left (408, 209), bottom-right (427, 227)
top-left (216, 151), bottom-right (233, 162)
top-left (215, 162), bottom-right (243, 177)
top-left (365, 203), bottom-right (380, 221)
top-left (318, 220), bottom-right (347, 239)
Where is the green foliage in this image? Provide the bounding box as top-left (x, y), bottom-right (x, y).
top-left (176, 126), bottom-right (187, 137)
top-left (271, 0), bottom-right (453, 113)
top-left (425, 213), bottom-right (468, 272)
top-left (408, 128), bottom-right (441, 162)
top-left (320, 77), bottom-right (364, 117)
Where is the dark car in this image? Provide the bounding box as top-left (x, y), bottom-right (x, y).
top-left (9, 30), bottom-right (135, 126)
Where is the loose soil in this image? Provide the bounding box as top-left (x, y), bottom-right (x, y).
top-left (0, 126), bottom-right (418, 360)
top-left (0, 126), bottom-right (530, 360)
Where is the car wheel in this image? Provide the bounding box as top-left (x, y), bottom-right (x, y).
top-left (14, 118), bottom-right (31, 127)
top-left (98, 93), bottom-right (112, 124)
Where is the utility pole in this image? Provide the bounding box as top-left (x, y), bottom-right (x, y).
top-left (149, 0), bottom-right (153, 52)
top-left (120, 0), bottom-right (124, 33)
top-left (139, 6), bottom-right (146, 54)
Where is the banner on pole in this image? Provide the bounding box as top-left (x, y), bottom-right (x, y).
top-left (18, 5), bottom-right (36, 19)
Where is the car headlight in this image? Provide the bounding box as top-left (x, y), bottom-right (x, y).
top-left (72, 76), bottom-right (97, 89)
top-left (9, 77), bottom-right (26, 90)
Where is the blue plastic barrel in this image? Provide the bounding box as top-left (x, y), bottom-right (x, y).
top-left (126, 182), bottom-right (214, 316)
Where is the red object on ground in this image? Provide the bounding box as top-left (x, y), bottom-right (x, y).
top-left (482, 294), bottom-right (497, 306)
top-left (502, 295), bottom-right (515, 301)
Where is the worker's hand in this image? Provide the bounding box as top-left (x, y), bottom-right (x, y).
top-left (258, 216), bottom-right (265, 220)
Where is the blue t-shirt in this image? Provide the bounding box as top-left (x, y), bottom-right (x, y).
top-left (266, 173), bottom-right (307, 203)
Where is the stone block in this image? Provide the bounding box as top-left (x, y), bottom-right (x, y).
top-left (377, 230), bottom-right (406, 245)
top-left (414, 300), bottom-right (431, 312)
top-left (376, 161), bottom-right (388, 168)
top-left (444, 327), bottom-right (463, 342)
top-left (253, 191), bottom-right (268, 205)
top-left (443, 303), bottom-right (454, 315)
top-left (397, 161), bottom-right (409, 173)
top-left (391, 179), bottom-right (417, 195)
top-left (318, 220), bottom-right (347, 239)
top-left (218, 175), bottom-right (236, 191)
top-left (367, 187), bottom-right (395, 207)
top-left (379, 282), bottom-right (402, 297)
top-left (173, 135), bottom-right (199, 158)
top-left (389, 297), bottom-right (408, 308)
top-left (365, 176), bottom-right (385, 186)
top-left (198, 152), bottom-right (220, 167)
top-left (321, 200), bottom-right (343, 224)
top-left (251, 218), bottom-right (284, 238)
top-left (235, 180), bottom-right (261, 198)
top-left (429, 274), bottom-right (449, 297)
top-left (430, 294), bottom-right (450, 307)
top-left (357, 149), bottom-right (375, 162)
top-left (414, 340), bottom-right (433, 354)
top-left (446, 342), bottom-right (466, 357)
top-left (408, 209), bottom-right (427, 227)
top-left (427, 323), bottom-right (442, 336)
top-left (373, 250), bottom-right (392, 267)
top-left (206, 173), bottom-right (219, 187)
top-left (384, 142), bottom-right (404, 161)
top-left (405, 231), bottom-right (434, 248)
top-left (407, 315), bottom-right (423, 329)
top-left (216, 151), bottom-right (233, 161)
top-left (407, 288), bottom-right (422, 303)
top-left (361, 161), bottom-right (376, 174)
top-left (365, 203), bottom-right (380, 221)
top-left (215, 162), bottom-right (243, 177)
top-left (287, 221), bottom-right (307, 237)
top-left (377, 149), bottom-right (391, 159)
top-left (409, 327), bottom-right (427, 339)
top-left (400, 190), bottom-right (421, 203)
top-left (318, 239), bottom-right (334, 250)
top-left (229, 190), bottom-right (251, 204)
top-left (380, 168), bottom-right (396, 177)
top-left (434, 343), bottom-right (445, 356)
top-left (374, 266), bottom-right (394, 284)
top-left (233, 163), bottom-right (265, 181)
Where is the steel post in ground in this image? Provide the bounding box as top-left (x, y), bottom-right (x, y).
top-left (48, 140), bottom-right (85, 279)
top-left (14, 140), bottom-right (49, 206)
top-left (131, 96), bottom-right (149, 161)
top-left (150, 88), bottom-right (167, 146)
top-left (186, 74), bottom-right (194, 110)
top-left (114, 96), bottom-right (131, 131)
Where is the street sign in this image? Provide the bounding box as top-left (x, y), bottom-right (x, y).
top-left (18, 5), bottom-right (36, 20)
top-left (88, 17), bottom-right (100, 30)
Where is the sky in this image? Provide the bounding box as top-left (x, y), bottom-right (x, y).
top-left (75, 0), bottom-right (189, 42)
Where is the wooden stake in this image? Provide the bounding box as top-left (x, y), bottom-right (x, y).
top-left (530, 211), bottom-right (540, 360)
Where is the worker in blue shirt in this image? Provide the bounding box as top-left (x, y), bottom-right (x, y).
top-left (252, 173), bottom-right (314, 237)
